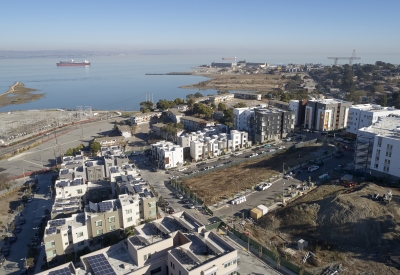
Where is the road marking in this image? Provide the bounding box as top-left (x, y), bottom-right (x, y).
top-left (22, 159), bottom-right (43, 168)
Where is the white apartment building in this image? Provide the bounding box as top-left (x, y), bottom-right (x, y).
top-left (233, 107), bottom-right (255, 136)
top-left (168, 108), bottom-right (184, 123)
top-left (189, 131), bottom-right (248, 161)
top-left (356, 116), bottom-right (400, 179)
top-left (130, 112), bottom-right (162, 124)
top-left (55, 177), bottom-right (87, 199)
top-left (151, 141), bottom-right (184, 169)
top-left (347, 104), bottom-right (400, 134)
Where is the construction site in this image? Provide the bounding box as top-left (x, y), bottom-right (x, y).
top-left (241, 183), bottom-right (400, 275)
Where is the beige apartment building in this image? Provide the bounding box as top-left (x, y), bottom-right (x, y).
top-left (76, 211), bottom-right (239, 275)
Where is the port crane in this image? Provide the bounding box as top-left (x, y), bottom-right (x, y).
top-left (327, 50), bottom-right (361, 66)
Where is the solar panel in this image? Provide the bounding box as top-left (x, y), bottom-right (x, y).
top-left (56, 181), bottom-right (68, 187)
top-left (72, 178), bottom-right (83, 186)
top-left (46, 227), bottom-right (57, 235)
top-left (127, 175), bottom-right (134, 181)
top-left (87, 162), bottom-right (93, 167)
top-left (110, 167), bottom-right (118, 173)
top-left (48, 266), bottom-right (72, 275)
top-left (60, 169), bottom-right (68, 175)
top-left (89, 201), bottom-right (98, 212)
top-left (98, 201), bottom-right (113, 212)
top-left (49, 219), bottom-right (66, 227)
top-left (86, 254), bottom-right (117, 275)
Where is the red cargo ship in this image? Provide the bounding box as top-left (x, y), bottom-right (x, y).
top-left (56, 60), bottom-right (90, 66)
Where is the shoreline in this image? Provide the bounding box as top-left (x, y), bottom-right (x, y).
top-left (0, 82), bottom-right (44, 109)
top-left (0, 82), bottom-right (22, 97)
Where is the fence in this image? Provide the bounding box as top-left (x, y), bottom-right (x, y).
top-left (222, 222), bottom-right (313, 275)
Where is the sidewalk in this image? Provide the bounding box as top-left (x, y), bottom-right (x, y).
top-left (222, 231), bottom-right (297, 275)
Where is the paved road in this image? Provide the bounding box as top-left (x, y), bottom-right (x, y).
top-left (1, 173), bottom-right (55, 275)
top-left (0, 119), bottom-right (122, 177)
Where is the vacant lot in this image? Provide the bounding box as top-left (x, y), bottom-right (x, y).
top-left (182, 143), bottom-right (334, 205)
top-left (244, 183), bottom-right (400, 274)
top-left (180, 73), bottom-right (286, 92)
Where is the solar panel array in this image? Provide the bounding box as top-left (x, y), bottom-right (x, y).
top-left (127, 175), bottom-right (134, 181)
top-left (49, 219), bottom-right (66, 227)
top-left (133, 185), bottom-right (143, 193)
top-left (98, 201), bottom-right (113, 212)
top-left (46, 227), bottom-right (57, 235)
top-left (89, 201), bottom-right (98, 212)
top-left (60, 169), bottom-right (69, 175)
top-left (71, 178), bottom-right (83, 186)
top-left (86, 254), bottom-right (117, 275)
top-left (57, 181), bottom-right (68, 187)
top-left (87, 162), bottom-right (93, 167)
top-left (48, 266), bottom-right (71, 275)
top-left (75, 155), bottom-right (82, 160)
top-left (110, 167), bottom-right (118, 173)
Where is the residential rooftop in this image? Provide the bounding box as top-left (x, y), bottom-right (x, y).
top-left (359, 116), bottom-right (400, 138)
top-left (351, 104), bottom-right (400, 112)
top-left (55, 177), bottom-right (84, 188)
top-left (44, 214), bottom-right (86, 237)
top-left (308, 98), bottom-right (350, 104)
top-left (52, 196), bottom-right (82, 216)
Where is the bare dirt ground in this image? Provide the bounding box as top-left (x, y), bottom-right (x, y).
top-left (182, 143), bottom-right (334, 205)
top-left (0, 82), bottom-right (44, 109)
top-left (243, 184), bottom-right (400, 275)
top-left (0, 186), bottom-right (26, 234)
top-left (180, 73), bottom-right (287, 92)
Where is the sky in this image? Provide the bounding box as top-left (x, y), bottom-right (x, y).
top-left (2, 0), bottom-right (399, 55)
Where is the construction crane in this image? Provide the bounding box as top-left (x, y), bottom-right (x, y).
top-left (327, 50), bottom-right (361, 66)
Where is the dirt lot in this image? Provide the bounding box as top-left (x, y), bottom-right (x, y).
top-left (180, 73), bottom-right (287, 92)
top-left (243, 183), bottom-right (400, 274)
top-left (0, 185), bottom-right (27, 234)
top-left (182, 143), bottom-right (334, 205)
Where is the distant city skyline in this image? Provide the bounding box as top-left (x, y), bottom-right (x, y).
top-left (2, 0), bottom-right (400, 55)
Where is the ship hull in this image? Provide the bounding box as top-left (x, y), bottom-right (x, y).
top-left (57, 63), bottom-right (90, 66)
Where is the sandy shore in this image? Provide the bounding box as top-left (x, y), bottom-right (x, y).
top-left (0, 82), bottom-right (44, 109)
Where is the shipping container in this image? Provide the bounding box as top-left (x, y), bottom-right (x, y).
top-left (250, 208), bottom-right (263, 220)
top-left (256, 205), bottom-right (269, 215)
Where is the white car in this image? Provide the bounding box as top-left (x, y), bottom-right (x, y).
top-left (178, 167), bottom-right (187, 172)
top-left (278, 146), bottom-right (286, 150)
top-left (188, 204), bottom-right (195, 209)
top-left (258, 183), bottom-right (272, 190)
top-left (268, 149), bottom-right (276, 152)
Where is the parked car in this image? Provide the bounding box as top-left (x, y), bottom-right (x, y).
top-left (258, 183), bottom-right (272, 190)
top-left (13, 227), bottom-right (22, 234)
top-left (268, 149), bottom-right (276, 152)
top-left (188, 204), bottom-right (195, 209)
top-left (19, 219), bottom-right (26, 225)
top-left (9, 236), bottom-right (17, 244)
top-left (308, 165), bottom-right (319, 172)
top-left (182, 199), bottom-right (189, 204)
top-left (278, 146), bottom-right (286, 150)
top-left (176, 194), bottom-right (183, 200)
top-left (264, 144), bottom-right (272, 148)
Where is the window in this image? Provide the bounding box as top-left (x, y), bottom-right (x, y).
top-left (127, 217), bottom-right (133, 222)
top-left (45, 241), bottom-right (55, 249)
top-left (65, 242), bottom-right (68, 246)
top-left (76, 232), bottom-right (84, 237)
top-left (110, 225), bottom-right (116, 231)
top-left (77, 189), bottom-right (83, 194)
top-left (126, 209), bottom-right (132, 214)
top-left (108, 216), bottom-right (115, 223)
top-left (96, 229), bottom-right (103, 236)
top-left (95, 221), bottom-right (102, 227)
top-left (150, 267), bottom-right (162, 275)
top-left (148, 253), bottom-right (151, 259)
top-left (144, 254), bottom-right (147, 261)
top-left (63, 233), bottom-right (67, 237)
top-left (46, 250), bottom-right (56, 258)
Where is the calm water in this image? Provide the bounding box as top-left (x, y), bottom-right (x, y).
top-left (1, 53), bottom-right (399, 112)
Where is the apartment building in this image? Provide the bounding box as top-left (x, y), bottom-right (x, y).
top-left (254, 108), bottom-right (295, 142)
top-left (130, 112), bottom-right (162, 125)
top-left (209, 93), bottom-right (234, 103)
top-left (181, 116), bottom-right (214, 131)
top-left (77, 211), bottom-right (238, 275)
top-left (151, 141), bottom-right (184, 169)
top-left (233, 92), bottom-right (261, 100)
top-left (233, 108), bottom-right (255, 137)
top-left (44, 195), bottom-right (144, 266)
top-left (168, 108), bottom-right (184, 123)
top-left (51, 196), bottom-right (82, 219)
top-left (85, 160), bottom-right (106, 182)
top-left (355, 116), bottom-right (400, 180)
top-left (304, 98), bottom-right (352, 131)
top-left (289, 99), bottom-right (308, 126)
top-left (346, 104), bottom-right (400, 135)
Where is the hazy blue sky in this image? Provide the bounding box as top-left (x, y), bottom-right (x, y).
top-left (2, 0), bottom-right (399, 55)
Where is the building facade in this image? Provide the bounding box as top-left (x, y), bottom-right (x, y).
top-left (233, 108), bottom-right (255, 137)
top-left (304, 98), bottom-right (351, 131)
top-left (254, 108), bottom-right (295, 143)
top-left (346, 104), bottom-right (400, 135)
top-left (151, 141), bottom-right (184, 169)
top-left (289, 99), bottom-right (308, 127)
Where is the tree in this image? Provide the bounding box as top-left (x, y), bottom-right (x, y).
top-left (89, 141), bottom-right (101, 155)
top-left (345, 90), bottom-right (366, 104)
top-left (194, 92), bottom-right (204, 98)
top-left (210, 103), bottom-right (216, 110)
top-left (174, 98), bottom-right (184, 105)
top-left (186, 94), bottom-right (195, 99)
top-left (217, 90), bottom-right (229, 95)
top-left (187, 98), bottom-right (195, 109)
top-left (218, 103), bottom-right (227, 111)
top-left (193, 103), bottom-right (213, 119)
top-left (157, 99), bottom-right (175, 110)
top-left (65, 148), bottom-right (74, 156)
top-left (377, 94), bottom-right (387, 107)
top-left (233, 102), bottom-right (247, 108)
top-left (280, 93), bottom-right (290, 102)
top-left (140, 101), bottom-right (153, 113)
